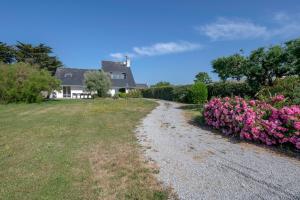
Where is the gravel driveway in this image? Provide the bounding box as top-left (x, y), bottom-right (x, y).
top-left (136, 100), bottom-right (300, 200)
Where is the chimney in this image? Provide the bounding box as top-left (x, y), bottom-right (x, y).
top-left (125, 56), bottom-right (130, 67)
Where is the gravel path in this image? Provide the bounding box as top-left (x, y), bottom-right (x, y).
top-left (136, 100), bottom-right (300, 200)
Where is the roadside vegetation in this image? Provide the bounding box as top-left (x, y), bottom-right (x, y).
top-left (0, 99), bottom-right (168, 200)
top-left (141, 37), bottom-right (300, 151)
top-left (0, 63), bottom-right (60, 104)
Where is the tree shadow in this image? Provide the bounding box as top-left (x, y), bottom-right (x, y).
top-left (177, 104), bottom-right (203, 110)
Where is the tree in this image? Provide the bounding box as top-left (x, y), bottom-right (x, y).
top-left (245, 45), bottom-right (290, 89)
top-left (212, 54), bottom-right (246, 81)
top-left (285, 38), bottom-right (300, 75)
top-left (0, 42), bottom-right (15, 64)
top-left (15, 42), bottom-right (62, 75)
top-left (84, 70), bottom-right (111, 97)
top-left (151, 81), bottom-right (171, 87)
top-left (194, 72), bottom-right (212, 84)
top-left (0, 63), bottom-right (60, 103)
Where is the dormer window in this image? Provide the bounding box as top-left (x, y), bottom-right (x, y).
top-left (64, 73), bottom-right (72, 78)
top-left (110, 73), bottom-right (126, 79)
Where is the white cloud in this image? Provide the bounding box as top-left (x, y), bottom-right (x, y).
top-left (273, 12), bottom-right (290, 23)
top-left (197, 18), bottom-right (268, 40)
top-left (133, 41), bottom-right (201, 56)
top-left (198, 13), bottom-right (300, 41)
top-left (110, 53), bottom-right (125, 59)
top-left (110, 41), bottom-right (202, 59)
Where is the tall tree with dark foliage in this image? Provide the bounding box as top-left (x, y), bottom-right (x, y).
top-left (0, 42), bottom-right (15, 64)
top-left (15, 42), bottom-right (62, 75)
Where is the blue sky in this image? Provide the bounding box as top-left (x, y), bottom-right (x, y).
top-left (1, 0), bottom-right (300, 85)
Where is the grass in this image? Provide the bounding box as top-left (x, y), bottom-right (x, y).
top-left (0, 98), bottom-right (168, 200)
top-left (179, 104), bottom-right (205, 126)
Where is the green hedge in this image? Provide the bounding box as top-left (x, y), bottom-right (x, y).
top-left (118, 90), bottom-right (142, 98)
top-left (207, 81), bottom-right (254, 99)
top-left (257, 76), bottom-right (300, 104)
top-left (142, 81), bottom-right (255, 103)
top-left (173, 85), bottom-right (191, 103)
top-left (141, 86), bottom-right (174, 101)
top-left (187, 82), bottom-right (208, 104)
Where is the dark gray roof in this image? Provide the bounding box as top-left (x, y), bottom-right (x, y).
top-left (135, 83), bottom-right (148, 89)
top-left (101, 61), bottom-right (136, 88)
top-left (55, 68), bottom-right (97, 86)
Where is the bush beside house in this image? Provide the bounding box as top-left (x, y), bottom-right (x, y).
top-left (0, 63), bottom-right (60, 103)
top-left (84, 70), bottom-right (111, 97)
top-left (118, 89), bottom-right (142, 98)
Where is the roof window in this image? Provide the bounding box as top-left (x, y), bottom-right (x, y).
top-left (64, 73), bottom-right (72, 78)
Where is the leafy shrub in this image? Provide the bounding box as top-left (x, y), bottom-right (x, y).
top-left (257, 76), bottom-right (300, 105)
top-left (204, 96), bottom-right (300, 149)
top-left (118, 92), bottom-right (127, 98)
top-left (187, 82), bottom-right (208, 104)
top-left (0, 62), bottom-right (60, 103)
top-left (173, 85), bottom-right (191, 103)
top-left (118, 90), bottom-right (142, 98)
top-left (207, 81), bottom-right (254, 100)
top-left (84, 70), bottom-right (111, 97)
top-left (141, 86), bottom-right (174, 101)
top-left (126, 90), bottom-right (142, 98)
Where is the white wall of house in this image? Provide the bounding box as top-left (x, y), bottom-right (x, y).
top-left (52, 85), bottom-right (133, 98)
top-left (108, 89), bottom-right (116, 96)
top-left (51, 85), bottom-right (92, 99)
top-left (108, 88), bottom-right (132, 96)
top-left (55, 90), bottom-right (63, 98)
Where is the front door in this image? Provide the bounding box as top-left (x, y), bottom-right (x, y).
top-left (63, 86), bottom-right (71, 98)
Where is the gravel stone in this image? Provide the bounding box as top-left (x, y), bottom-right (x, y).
top-left (136, 100), bottom-right (300, 200)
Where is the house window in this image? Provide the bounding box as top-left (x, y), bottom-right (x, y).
top-left (63, 86), bottom-right (71, 98)
top-left (110, 73), bottom-right (126, 79)
top-left (64, 73), bottom-right (72, 78)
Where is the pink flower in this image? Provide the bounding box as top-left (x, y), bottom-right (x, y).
top-left (271, 95), bottom-right (285, 103)
top-left (296, 142), bottom-right (300, 149)
top-left (204, 97), bottom-right (300, 149)
top-left (294, 121), bottom-right (300, 130)
top-left (249, 100), bottom-right (256, 106)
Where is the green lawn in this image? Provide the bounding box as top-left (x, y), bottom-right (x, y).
top-left (0, 99), bottom-right (167, 200)
top-left (180, 104), bottom-right (205, 126)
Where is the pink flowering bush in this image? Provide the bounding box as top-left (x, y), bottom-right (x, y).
top-left (204, 95), bottom-right (300, 149)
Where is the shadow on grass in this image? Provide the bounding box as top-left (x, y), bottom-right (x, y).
top-left (178, 104), bottom-right (300, 159)
top-left (177, 104), bottom-right (203, 110)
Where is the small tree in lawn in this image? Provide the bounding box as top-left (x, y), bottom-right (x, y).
top-left (84, 70), bottom-right (111, 97)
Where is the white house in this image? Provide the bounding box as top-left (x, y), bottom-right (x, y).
top-left (52, 57), bottom-right (147, 98)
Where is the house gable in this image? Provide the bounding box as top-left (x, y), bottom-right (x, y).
top-left (101, 61), bottom-right (136, 88)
